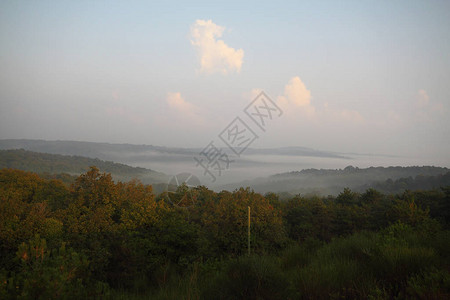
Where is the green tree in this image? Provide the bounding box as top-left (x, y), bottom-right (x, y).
top-left (284, 196), bottom-right (333, 241)
top-left (4, 235), bottom-right (94, 299)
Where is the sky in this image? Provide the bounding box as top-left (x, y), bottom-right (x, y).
top-left (1, 0), bottom-right (449, 165)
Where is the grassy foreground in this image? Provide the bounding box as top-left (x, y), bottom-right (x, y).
top-left (112, 222), bottom-right (450, 299)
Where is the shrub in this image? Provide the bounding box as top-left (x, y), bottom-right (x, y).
top-left (280, 238), bottom-right (323, 270)
top-left (2, 235), bottom-right (107, 299)
top-left (402, 268), bottom-right (450, 299)
top-left (203, 255), bottom-right (290, 300)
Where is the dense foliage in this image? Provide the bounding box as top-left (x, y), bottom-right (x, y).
top-left (0, 149), bottom-right (166, 185)
top-left (226, 165), bottom-right (450, 196)
top-left (1, 167), bottom-right (449, 299)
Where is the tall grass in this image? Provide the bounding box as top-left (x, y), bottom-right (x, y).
top-left (110, 224), bottom-right (450, 300)
top-left (203, 255), bottom-right (291, 300)
top-left (289, 232), bottom-right (379, 299)
top-left (285, 226), bottom-right (444, 299)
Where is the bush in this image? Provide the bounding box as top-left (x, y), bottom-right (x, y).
top-left (402, 268), bottom-right (450, 299)
top-left (292, 233), bottom-right (378, 299)
top-left (280, 238), bottom-right (323, 270)
top-left (1, 235), bottom-right (105, 299)
top-left (203, 255), bottom-right (290, 300)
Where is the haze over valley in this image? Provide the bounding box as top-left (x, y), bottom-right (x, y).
top-left (1, 2), bottom-right (450, 298)
top-left (1, 140), bottom-right (449, 196)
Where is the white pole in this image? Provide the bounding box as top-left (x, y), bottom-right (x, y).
top-left (248, 206), bottom-right (251, 256)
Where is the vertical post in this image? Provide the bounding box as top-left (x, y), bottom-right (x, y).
top-left (248, 206), bottom-right (251, 256)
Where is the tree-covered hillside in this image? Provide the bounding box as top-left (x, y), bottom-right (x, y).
top-left (222, 165), bottom-right (450, 195)
top-left (0, 149), bottom-right (168, 185)
top-left (0, 168), bottom-right (449, 299)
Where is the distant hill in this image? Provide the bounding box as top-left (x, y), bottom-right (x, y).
top-left (220, 165), bottom-right (450, 196)
top-left (363, 171), bottom-right (450, 194)
top-left (0, 139), bottom-right (357, 187)
top-left (2, 139), bottom-right (449, 195)
top-left (0, 139), bottom-right (196, 158)
top-left (0, 149), bottom-right (168, 185)
top-left (0, 139), bottom-right (349, 163)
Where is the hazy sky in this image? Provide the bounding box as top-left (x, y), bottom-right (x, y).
top-left (1, 0), bottom-right (449, 164)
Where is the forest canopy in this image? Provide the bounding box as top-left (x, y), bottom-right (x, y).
top-left (0, 167), bottom-right (449, 299)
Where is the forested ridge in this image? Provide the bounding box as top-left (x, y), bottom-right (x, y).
top-left (2, 148), bottom-right (449, 197)
top-left (0, 149), bottom-right (167, 185)
top-left (222, 165), bottom-right (450, 196)
top-left (1, 167), bottom-right (449, 299)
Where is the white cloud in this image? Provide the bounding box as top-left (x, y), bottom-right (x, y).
top-left (242, 88), bottom-right (263, 102)
top-left (148, 92), bottom-right (209, 146)
top-left (165, 92), bottom-right (206, 126)
top-left (167, 92), bottom-right (195, 112)
top-left (190, 19), bottom-right (244, 74)
top-left (273, 76), bottom-right (364, 123)
top-left (277, 76), bottom-right (315, 116)
top-left (416, 89), bottom-right (444, 112)
top-left (413, 89), bottom-right (445, 121)
top-left (282, 76), bottom-right (312, 107)
top-left (417, 89), bottom-right (430, 107)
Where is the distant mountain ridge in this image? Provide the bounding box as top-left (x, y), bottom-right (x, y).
top-left (2, 139), bottom-right (448, 196)
top-left (0, 139), bottom-right (349, 161)
top-left (220, 165), bottom-right (450, 196)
